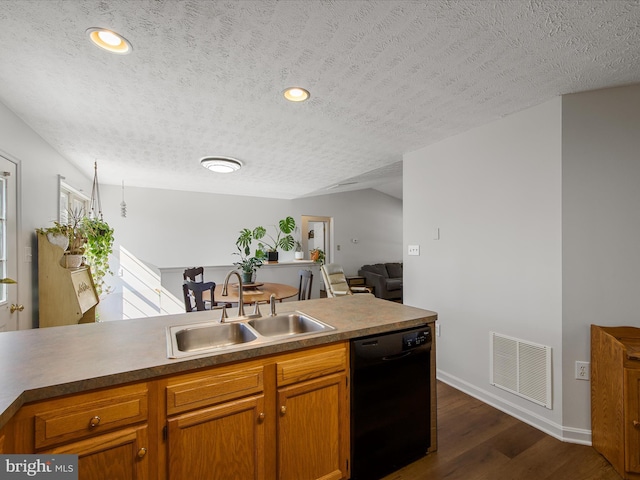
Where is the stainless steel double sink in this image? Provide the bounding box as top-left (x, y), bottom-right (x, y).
top-left (166, 312), bottom-right (335, 359)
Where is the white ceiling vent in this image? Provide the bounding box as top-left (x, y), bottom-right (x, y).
top-left (490, 332), bottom-right (552, 409)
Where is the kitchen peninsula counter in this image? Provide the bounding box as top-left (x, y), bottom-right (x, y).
top-left (0, 295), bottom-right (437, 429)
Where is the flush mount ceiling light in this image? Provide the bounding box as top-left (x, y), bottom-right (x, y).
top-left (200, 156), bottom-right (243, 173)
top-left (283, 87), bottom-right (310, 102)
top-left (86, 27), bottom-right (132, 54)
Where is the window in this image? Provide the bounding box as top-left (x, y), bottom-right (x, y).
top-left (59, 176), bottom-right (90, 223)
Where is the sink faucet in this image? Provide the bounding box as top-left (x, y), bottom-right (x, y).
top-left (269, 293), bottom-right (276, 316)
top-left (221, 270), bottom-right (245, 319)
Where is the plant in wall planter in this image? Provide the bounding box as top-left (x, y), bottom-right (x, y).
top-left (255, 216), bottom-right (297, 263)
top-left (234, 228), bottom-right (264, 283)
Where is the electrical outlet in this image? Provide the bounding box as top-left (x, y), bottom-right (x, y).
top-left (435, 323), bottom-right (440, 337)
top-left (575, 361), bottom-right (590, 380)
top-left (408, 245), bottom-right (420, 256)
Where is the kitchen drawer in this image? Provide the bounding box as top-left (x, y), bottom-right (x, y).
top-left (33, 383), bottom-right (148, 449)
top-left (166, 364), bottom-right (265, 416)
top-left (276, 342), bottom-right (348, 387)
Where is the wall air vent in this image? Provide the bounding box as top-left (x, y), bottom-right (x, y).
top-left (490, 332), bottom-right (552, 409)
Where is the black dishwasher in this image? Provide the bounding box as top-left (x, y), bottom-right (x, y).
top-left (351, 325), bottom-right (432, 480)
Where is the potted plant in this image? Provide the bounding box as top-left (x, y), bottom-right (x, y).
top-left (37, 208), bottom-right (86, 268)
top-left (294, 240), bottom-right (304, 260)
top-left (65, 208), bottom-right (87, 267)
top-left (255, 216), bottom-right (297, 263)
top-left (82, 216), bottom-right (114, 296)
top-left (234, 228), bottom-right (264, 283)
top-left (310, 248), bottom-right (325, 264)
top-left (37, 209), bottom-right (114, 294)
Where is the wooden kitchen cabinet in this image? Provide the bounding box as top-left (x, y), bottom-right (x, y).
top-left (163, 341), bottom-right (349, 480)
top-left (9, 382), bottom-right (153, 480)
top-left (275, 343), bottom-right (350, 480)
top-left (591, 325), bottom-right (640, 479)
top-left (0, 423), bottom-right (7, 453)
top-left (163, 360), bottom-right (267, 480)
top-left (5, 342), bottom-right (349, 480)
top-left (167, 394), bottom-right (266, 480)
top-left (47, 425), bottom-right (149, 480)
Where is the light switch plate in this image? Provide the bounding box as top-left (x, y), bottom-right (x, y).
top-left (408, 245), bottom-right (420, 256)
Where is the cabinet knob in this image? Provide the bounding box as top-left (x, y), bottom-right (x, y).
top-left (634, 420), bottom-right (640, 429)
top-left (137, 447), bottom-right (147, 459)
top-left (258, 412), bottom-right (265, 422)
top-left (89, 415), bottom-right (101, 428)
top-left (280, 405), bottom-right (287, 415)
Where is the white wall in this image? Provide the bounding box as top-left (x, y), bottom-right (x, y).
top-left (404, 99), bottom-right (565, 438)
top-left (0, 102), bottom-right (91, 329)
top-left (561, 85), bottom-right (640, 431)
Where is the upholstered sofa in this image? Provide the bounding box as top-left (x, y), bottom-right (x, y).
top-left (358, 263), bottom-right (403, 301)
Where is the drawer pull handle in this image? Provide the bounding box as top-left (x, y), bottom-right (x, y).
top-left (89, 416), bottom-right (101, 428)
top-left (258, 412), bottom-right (265, 422)
top-left (280, 405), bottom-right (286, 415)
top-left (634, 420), bottom-right (640, 428)
top-left (137, 447), bottom-right (147, 459)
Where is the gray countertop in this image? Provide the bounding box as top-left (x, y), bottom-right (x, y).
top-left (0, 295), bottom-right (436, 429)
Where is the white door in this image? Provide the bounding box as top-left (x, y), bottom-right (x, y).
top-left (0, 155), bottom-right (18, 332)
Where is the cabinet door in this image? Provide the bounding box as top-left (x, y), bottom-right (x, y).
top-left (277, 373), bottom-right (349, 480)
top-left (46, 425), bottom-right (148, 480)
top-left (626, 369), bottom-right (640, 473)
top-left (167, 394), bottom-right (265, 480)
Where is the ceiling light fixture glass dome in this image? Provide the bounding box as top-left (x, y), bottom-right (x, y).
top-left (200, 156), bottom-right (243, 173)
top-left (86, 27), bottom-right (132, 54)
top-left (283, 87), bottom-right (310, 102)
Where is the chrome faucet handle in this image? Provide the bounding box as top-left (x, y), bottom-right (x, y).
top-left (269, 294), bottom-right (277, 316)
top-left (252, 302), bottom-right (261, 316)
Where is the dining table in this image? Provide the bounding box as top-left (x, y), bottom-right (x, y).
top-left (209, 282), bottom-right (299, 305)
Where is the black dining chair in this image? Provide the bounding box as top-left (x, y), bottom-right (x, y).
top-left (183, 280), bottom-right (216, 312)
top-left (183, 267), bottom-right (205, 283)
top-left (298, 269), bottom-right (313, 300)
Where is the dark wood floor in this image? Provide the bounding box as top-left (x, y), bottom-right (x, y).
top-left (382, 381), bottom-right (622, 480)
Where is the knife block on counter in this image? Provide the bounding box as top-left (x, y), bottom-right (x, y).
top-left (37, 233), bottom-right (98, 328)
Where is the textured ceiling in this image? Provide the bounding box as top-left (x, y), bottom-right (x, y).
top-left (1, 1), bottom-right (639, 200)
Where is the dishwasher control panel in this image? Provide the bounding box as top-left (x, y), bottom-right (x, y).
top-left (402, 327), bottom-right (431, 350)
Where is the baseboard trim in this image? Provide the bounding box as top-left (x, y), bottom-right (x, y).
top-left (437, 370), bottom-right (592, 445)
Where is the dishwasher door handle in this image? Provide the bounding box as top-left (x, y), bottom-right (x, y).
top-left (381, 351), bottom-right (413, 361)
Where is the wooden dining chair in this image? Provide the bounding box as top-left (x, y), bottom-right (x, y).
top-left (183, 267), bottom-right (204, 283)
top-left (183, 280), bottom-right (215, 312)
top-left (298, 269), bottom-right (313, 300)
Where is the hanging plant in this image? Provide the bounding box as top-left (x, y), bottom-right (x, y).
top-left (83, 217), bottom-right (114, 296)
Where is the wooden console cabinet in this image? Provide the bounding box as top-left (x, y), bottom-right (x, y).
top-left (591, 325), bottom-right (640, 479)
top-left (37, 233), bottom-right (99, 327)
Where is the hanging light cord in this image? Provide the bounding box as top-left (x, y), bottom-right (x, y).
top-left (90, 161), bottom-right (103, 220)
top-left (120, 180), bottom-right (127, 218)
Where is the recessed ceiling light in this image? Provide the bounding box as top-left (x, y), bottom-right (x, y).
top-left (86, 28), bottom-right (132, 54)
top-left (283, 87), bottom-right (310, 102)
top-left (200, 156), bottom-right (243, 173)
